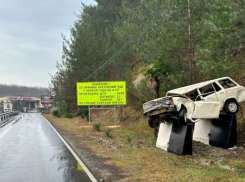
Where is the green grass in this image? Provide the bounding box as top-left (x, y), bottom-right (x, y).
top-left (44, 110), bottom-right (245, 182)
top-left (126, 134), bottom-right (132, 143)
top-left (93, 123), bottom-right (102, 131)
top-left (105, 130), bottom-right (114, 138)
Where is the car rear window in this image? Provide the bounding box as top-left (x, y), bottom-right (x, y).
top-left (218, 79), bottom-right (236, 89)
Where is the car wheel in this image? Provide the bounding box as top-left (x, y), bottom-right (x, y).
top-left (224, 100), bottom-right (239, 115)
top-left (148, 117), bottom-right (154, 128)
top-left (179, 108), bottom-right (187, 125)
top-left (148, 117), bottom-right (159, 128)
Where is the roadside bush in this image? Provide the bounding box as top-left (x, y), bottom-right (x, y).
top-left (58, 101), bottom-right (70, 114)
top-left (105, 130), bottom-right (113, 138)
top-left (126, 135), bottom-right (132, 143)
top-left (65, 113), bottom-right (73, 119)
top-left (77, 108), bottom-right (89, 121)
top-left (52, 110), bottom-right (60, 117)
top-left (93, 123), bottom-right (102, 131)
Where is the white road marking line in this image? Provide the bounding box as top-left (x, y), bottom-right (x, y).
top-left (42, 116), bottom-right (98, 182)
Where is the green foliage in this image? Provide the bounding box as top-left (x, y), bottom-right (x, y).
top-left (77, 108), bottom-right (89, 120)
top-left (105, 130), bottom-right (114, 138)
top-left (93, 123), bottom-right (102, 131)
top-left (50, 0), bottom-right (245, 114)
top-left (52, 110), bottom-right (60, 117)
top-left (126, 134), bottom-right (132, 143)
top-left (65, 113), bottom-right (73, 119)
top-left (138, 61), bottom-right (175, 98)
top-left (138, 61), bottom-right (172, 78)
top-left (57, 101), bottom-right (70, 115)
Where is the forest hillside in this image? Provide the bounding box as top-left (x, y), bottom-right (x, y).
top-left (0, 84), bottom-right (48, 98)
top-left (50, 0), bottom-right (245, 115)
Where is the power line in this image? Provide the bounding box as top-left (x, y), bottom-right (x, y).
top-left (83, 0), bottom-right (173, 81)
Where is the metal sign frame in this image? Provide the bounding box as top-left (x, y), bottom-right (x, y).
top-left (88, 106), bottom-right (117, 126)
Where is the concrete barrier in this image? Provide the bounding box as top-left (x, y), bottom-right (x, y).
top-left (156, 122), bottom-right (192, 155)
top-left (193, 114), bottom-right (237, 149)
top-left (156, 114), bottom-right (237, 155)
top-left (0, 112), bottom-right (19, 122)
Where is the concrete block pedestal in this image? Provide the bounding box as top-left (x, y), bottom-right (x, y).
top-left (156, 122), bottom-right (192, 155)
top-left (193, 114), bottom-right (237, 149)
top-left (156, 114), bottom-right (237, 155)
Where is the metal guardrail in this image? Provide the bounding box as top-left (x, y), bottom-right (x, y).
top-left (0, 111), bottom-right (19, 122)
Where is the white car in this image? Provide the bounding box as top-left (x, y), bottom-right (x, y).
top-left (143, 77), bottom-right (245, 127)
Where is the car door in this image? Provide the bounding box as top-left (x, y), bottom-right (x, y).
top-left (211, 81), bottom-right (225, 109)
top-left (192, 83), bottom-right (220, 119)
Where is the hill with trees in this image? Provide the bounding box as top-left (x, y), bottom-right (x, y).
top-left (50, 0), bottom-right (245, 114)
top-left (0, 84), bottom-right (48, 98)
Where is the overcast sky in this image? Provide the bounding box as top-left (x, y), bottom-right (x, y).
top-left (0, 0), bottom-right (96, 87)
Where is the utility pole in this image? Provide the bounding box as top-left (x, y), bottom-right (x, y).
top-left (28, 95), bottom-right (31, 111)
top-left (188, 0), bottom-right (196, 84)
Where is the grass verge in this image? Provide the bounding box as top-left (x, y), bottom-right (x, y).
top-left (44, 106), bottom-right (245, 182)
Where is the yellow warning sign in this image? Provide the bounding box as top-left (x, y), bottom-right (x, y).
top-left (77, 81), bottom-right (126, 106)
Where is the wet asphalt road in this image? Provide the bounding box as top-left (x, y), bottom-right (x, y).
top-left (0, 113), bottom-right (92, 182)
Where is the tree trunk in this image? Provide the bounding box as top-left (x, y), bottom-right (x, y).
top-left (154, 77), bottom-right (160, 98)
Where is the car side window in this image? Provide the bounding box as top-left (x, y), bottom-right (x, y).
top-left (185, 89), bottom-right (199, 101)
top-left (218, 79), bottom-right (236, 89)
top-left (212, 82), bottom-right (221, 92)
top-left (199, 84), bottom-right (215, 97)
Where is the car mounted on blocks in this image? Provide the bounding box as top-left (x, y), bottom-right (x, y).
top-left (143, 77), bottom-right (245, 129)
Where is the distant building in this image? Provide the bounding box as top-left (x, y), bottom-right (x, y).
top-left (3, 100), bottom-right (13, 112)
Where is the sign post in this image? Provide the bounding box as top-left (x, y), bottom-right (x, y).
top-left (50, 91), bottom-right (56, 106)
top-left (77, 81), bottom-right (126, 125)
